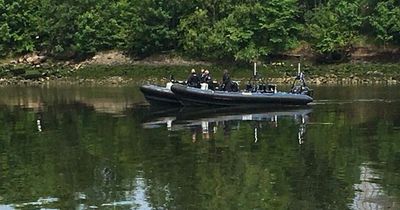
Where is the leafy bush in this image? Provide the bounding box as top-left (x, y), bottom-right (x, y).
top-left (305, 1), bottom-right (363, 61)
top-left (369, 0), bottom-right (400, 46)
top-left (0, 0), bottom-right (398, 63)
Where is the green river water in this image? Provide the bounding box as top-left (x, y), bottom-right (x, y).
top-left (0, 84), bottom-right (399, 209)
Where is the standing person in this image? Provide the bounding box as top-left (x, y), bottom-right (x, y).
top-left (186, 69), bottom-right (200, 88)
top-left (204, 70), bottom-right (213, 90)
top-left (204, 70), bottom-right (212, 83)
top-left (222, 69), bottom-right (232, 91)
top-left (200, 69), bottom-right (206, 83)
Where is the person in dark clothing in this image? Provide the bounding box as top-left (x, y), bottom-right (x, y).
top-left (291, 72), bottom-right (308, 94)
top-left (204, 70), bottom-right (212, 83)
top-left (200, 69), bottom-right (206, 83)
top-left (222, 69), bottom-right (232, 91)
top-left (187, 69), bottom-right (200, 88)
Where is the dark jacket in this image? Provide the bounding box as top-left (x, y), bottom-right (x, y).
top-left (204, 74), bottom-right (212, 83)
top-left (222, 72), bottom-right (232, 91)
top-left (187, 73), bottom-right (200, 88)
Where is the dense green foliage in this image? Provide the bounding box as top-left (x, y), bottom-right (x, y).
top-left (180, 1), bottom-right (300, 61)
top-left (0, 0), bottom-right (40, 56)
top-left (0, 0), bottom-right (399, 61)
top-left (305, 1), bottom-right (362, 59)
top-left (369, 0), bottom-right (400, 46)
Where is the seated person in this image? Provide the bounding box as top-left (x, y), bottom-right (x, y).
top-left (186, 69), bottom-right (200, 88)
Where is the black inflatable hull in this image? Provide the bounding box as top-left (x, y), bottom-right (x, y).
top-left (171, 84), bottom-right (313, 106)
top-left (140, 84), bottom-right (181, 106)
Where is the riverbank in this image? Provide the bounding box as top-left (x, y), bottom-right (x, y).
top-left (0, 66), bottom-right (398, 87)
top-left (0, 52), bottom-right (399, 86)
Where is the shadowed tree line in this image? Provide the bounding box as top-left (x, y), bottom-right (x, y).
top-left (0, 0), bottom-right (399, 62)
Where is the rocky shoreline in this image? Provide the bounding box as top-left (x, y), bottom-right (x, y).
top-left (269, 74), bottom-right (398, 85)
top-left (0, 74), bottom-right (397, 87)
top-left (0, 51), bottom-right (399, 87)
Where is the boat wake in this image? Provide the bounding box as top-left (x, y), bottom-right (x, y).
top-left (311, 98), bottom-right (399, 105)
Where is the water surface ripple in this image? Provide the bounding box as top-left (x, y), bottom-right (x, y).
top-left (0, 85), bottom-right (399, 209)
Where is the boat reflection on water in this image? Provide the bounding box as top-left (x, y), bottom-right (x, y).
top-left (140, 106), bottom-right (180, 130)
top-left (141, 106), bottom-right (312, 144)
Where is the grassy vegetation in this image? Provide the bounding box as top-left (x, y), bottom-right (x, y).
top-left (0, 62), bottom-right (399, 82)
top-left (66, 63), bottom-right (400, 81)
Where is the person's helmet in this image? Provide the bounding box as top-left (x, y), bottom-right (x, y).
top-left (205, 70), bottom-right (209, 74)
top-left (191, 69), bottom-right (196, 73)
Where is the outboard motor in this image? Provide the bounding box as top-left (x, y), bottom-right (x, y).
top-left (291, 85), bottom-right (313, 96)
top-left (291, 72), bottom-right (313, 96)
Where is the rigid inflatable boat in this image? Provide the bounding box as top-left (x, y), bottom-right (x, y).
top-left (140, 82), bottom-right (181, 106)
top-left (170, 84), bottom-right (313, 106)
